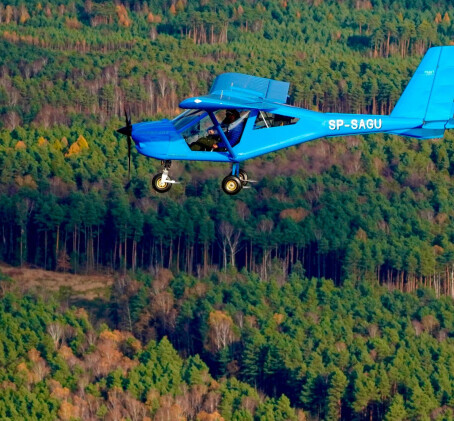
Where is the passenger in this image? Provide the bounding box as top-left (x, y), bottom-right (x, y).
top-left (190, 110), bottom-right (242, 151)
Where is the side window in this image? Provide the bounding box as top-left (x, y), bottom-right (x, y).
top-left (254, 112), bottom-right (299, 129)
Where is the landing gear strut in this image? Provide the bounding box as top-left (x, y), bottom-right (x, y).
top-left (152, 160), bottom-right (176, 193)
top-left (238, 169), bottom-right (248, 186)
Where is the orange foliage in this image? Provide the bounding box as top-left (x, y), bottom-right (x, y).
top-left (15, 140), bottom-right (26, 150)
top-left (74, 307), bottom-right (89, 320)
top-left (19, 5), bottom-right (30, 24)
top-left (147, 12), bottom-right (162, 23)
top-left (84, 329), bottom-right (139, 377)
top-left (5, 5), bottom-right (13, 23)
top-left (61, 136), bottom-right (68, 147)
top-left (273, 313), bottom-right (285, 325)
top-left (58, 345), bottom-right (74, 360)
top-left (58, 401), bottom-right (79, 421)
top-left (50, 379), bottom-right (71, 400)
top-left (3, 30), bottom-right (39, 46)
top-left (435, 213), bottom-right (448, 225)
top-left (65, 135), bottom-right (88, 156)
top-left (169, 4), bottom-right (177, 15)
top-left (37, 136), bottom-right (48, 146)
top-left (0, 381), bottom-right (16, 390)
top-left (100, 329), bottom-right (122, 342)
top-left (433, 245), bottom-right (444, 256)
top-left (77, 134), bottom-right (89, 149)
top-left (152, 268), bottom-right (174, 293)
top-left (66, 142), bottom-right (80, 156)
top-left (197, 411), bottom-right (225, 421)
top-left (116, 5), bottom-right (131, 27)
top-left (17, 362), bottom-right (29, 373)
top-left (279, 207), bottom-right (309, 222)
top-left (28, 348), bottom-right (41, 363)
top-left (65, 17), bottom-right (82, 29)
top-left (15, 175), bottom-right (37, 189)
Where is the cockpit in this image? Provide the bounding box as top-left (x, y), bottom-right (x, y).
top-left (172, 109), bottom-right (250, 151)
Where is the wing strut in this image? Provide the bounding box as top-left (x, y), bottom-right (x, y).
top-left (207, 111), bottom-right (238, 161)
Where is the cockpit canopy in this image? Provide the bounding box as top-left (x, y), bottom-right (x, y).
top-left (172, 109), bottom-right (250, 149)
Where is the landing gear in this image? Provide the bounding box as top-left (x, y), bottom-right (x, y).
top-left (152, 172), bottom-right (172, 193)
top-left (222, 175), bottom-right (243, 195)
top-left (152, 160), bottom-right (176, 193)
top-left (238, 169), bottom-right (248, 186)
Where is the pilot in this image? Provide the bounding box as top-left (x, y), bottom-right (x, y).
top-left (190, 110), bottom-right (242, 151)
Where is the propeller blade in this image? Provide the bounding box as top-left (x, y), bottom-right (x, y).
top-left (124, 105), bottom-right (131, 127)
top-left (118, 105), bottom-right (133, 181)
top-left (127, 135), bottom-right (131, 179)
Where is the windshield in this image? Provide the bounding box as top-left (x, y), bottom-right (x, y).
top-left (181, 112), bottom-right (216, 145)
top-left (172, 110), bottom-right (206, 131)
top-left (183, 109), bottom-right (250, 149)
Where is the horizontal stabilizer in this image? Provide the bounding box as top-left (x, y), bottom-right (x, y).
top-left (388, 128), bottom-right (445, 139)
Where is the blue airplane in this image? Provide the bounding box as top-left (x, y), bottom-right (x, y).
top-left (117, 46), bottom-right (454, 195)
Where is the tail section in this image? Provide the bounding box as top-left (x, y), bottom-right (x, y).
top-left (390, 46), bottom-right (454, 138)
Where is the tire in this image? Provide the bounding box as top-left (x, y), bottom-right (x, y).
top-left (222, 175), bottom-right (243, 195)
top-left (152, 173), bottom-right (172, 193)
top-left (238, 169), bottom-right (248, 186)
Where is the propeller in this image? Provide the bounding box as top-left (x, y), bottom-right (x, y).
top-left (117, 106), bottom-right (132, 179)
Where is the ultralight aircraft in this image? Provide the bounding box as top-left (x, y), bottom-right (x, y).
top-left (117, 46), bottom-right (454, 195)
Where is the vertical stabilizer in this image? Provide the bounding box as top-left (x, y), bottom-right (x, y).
top-left (391, 46), bottom-right (454, 126)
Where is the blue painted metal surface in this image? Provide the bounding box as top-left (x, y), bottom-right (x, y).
top-left (392, 46), bottom-right (454, 132)
top-left (127, 47), bottom-right (454, 165)
top-left (210, 73), bottom-right (290, 103)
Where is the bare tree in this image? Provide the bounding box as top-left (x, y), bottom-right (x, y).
top-left (218, 221), bottom-right (242, 268)
top-left (208, 310), bottom-right (235, 352)
top-left (257, 219), bottom-right (274, 280)
top-left (47, 322), bottom-right (65, 348)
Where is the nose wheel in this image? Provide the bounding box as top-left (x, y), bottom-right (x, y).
top-left (152, 160), bottom-right (177, 193)
top-left (152, 172), bottom-right (172, 193)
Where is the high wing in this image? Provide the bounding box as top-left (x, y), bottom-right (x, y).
top-left (179, 73), bottom-right (290, 111)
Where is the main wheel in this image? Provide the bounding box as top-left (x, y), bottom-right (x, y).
top-left (222, 175), bottom-right (243, 195)
top-left (152, 173), bottom-right (172, 193)
top-left (238, 169), bottom-right (248, 186)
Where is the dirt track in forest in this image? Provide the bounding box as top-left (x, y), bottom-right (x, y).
top-left (0, 264), bottom-right (114, 300)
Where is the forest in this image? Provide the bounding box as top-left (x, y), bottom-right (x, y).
top-left (3, 268), bottom-right (454, 420)
top-left (2, 0), bottom-right (454, 419)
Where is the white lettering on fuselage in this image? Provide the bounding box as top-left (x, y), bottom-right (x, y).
top-left (328, 118), bottom-right (382, 131)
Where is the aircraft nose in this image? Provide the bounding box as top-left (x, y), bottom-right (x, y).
top-left (129, 119), bottom-right (180, 159)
